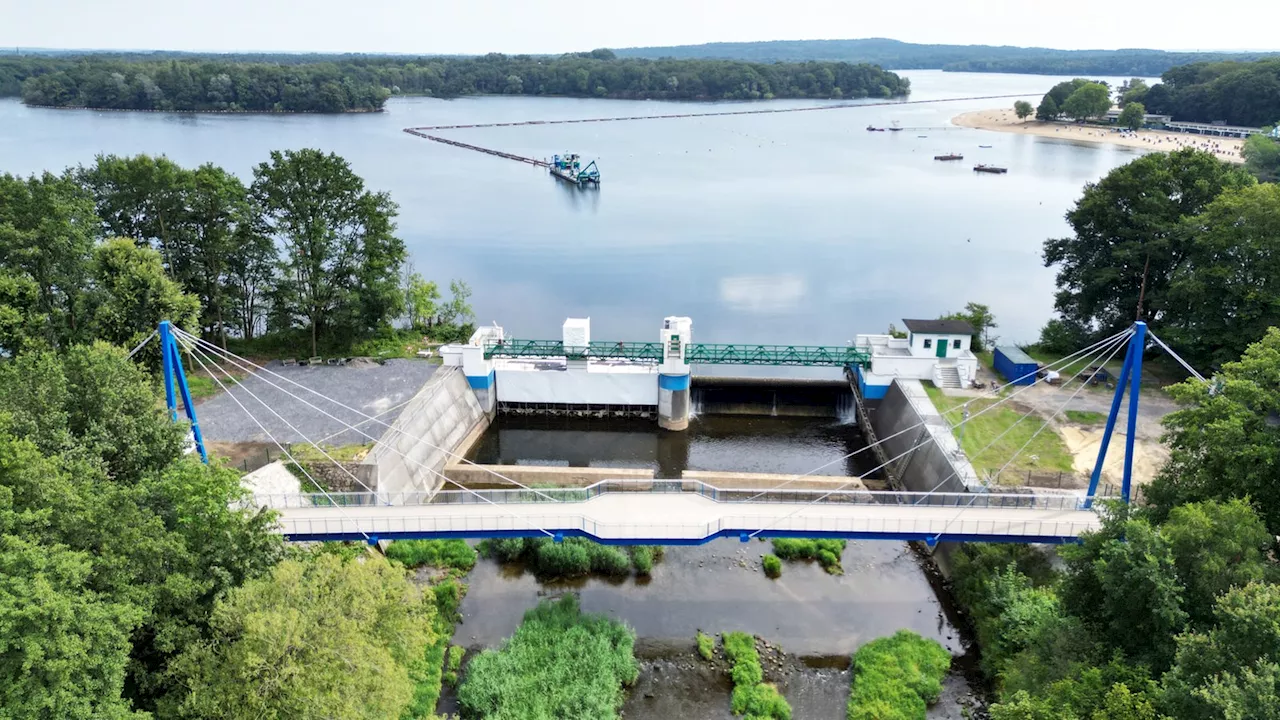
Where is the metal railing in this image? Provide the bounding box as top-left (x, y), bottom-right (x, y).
top-left (252, 478), bottom-right (1111, 511)
top-left (482, 339), bottom-right (871, 367)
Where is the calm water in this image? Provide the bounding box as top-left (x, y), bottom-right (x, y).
top-left (1, 71), bottom-right (1152, 348)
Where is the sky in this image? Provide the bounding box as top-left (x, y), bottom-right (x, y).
top-left (3, 0), bottom-right (1276, 55)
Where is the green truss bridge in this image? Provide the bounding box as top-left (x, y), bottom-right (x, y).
top-left (483, 339), bottom-right (871, 367)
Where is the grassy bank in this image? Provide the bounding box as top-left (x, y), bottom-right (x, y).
top-left (771, 538), bottom-right (846, 574)
top-left (924, 384), bottom-right (1073, 480)
top-left (457, 596), bottom-right (638, 719)
top-left (224, 325), bottom-right (474, 362)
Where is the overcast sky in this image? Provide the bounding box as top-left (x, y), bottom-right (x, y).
top-left (3, 0), bottom-right (1275, 55)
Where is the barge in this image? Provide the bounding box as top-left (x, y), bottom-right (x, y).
top-left (974, 164), bottom-right (1008, 174)
top-left (550, 153), bottom-right (601, 186)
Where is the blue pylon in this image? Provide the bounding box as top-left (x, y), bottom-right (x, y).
top-left (158, 321), bottom-right (208, 463)
top-left (1085, 321), bottom-right (1146, 507)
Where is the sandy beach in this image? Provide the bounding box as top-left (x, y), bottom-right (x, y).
top-left (953, 108), bottom-right (1245, 163)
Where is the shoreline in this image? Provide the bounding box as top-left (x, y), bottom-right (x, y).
top-left (952, 108), bottom-right (1245, 163)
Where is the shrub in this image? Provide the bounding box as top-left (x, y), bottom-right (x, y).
top-left (847, 631), bottom-right (951, 720)
top-left (817, 549), bottom-right (841, 574)
top-left (721, 632), bottom-right (791, 719)
top-left (762, 554), bottom-right (782, 578)
top-left (477, 537), bottom-right (529, 563)
top-left (732, 659), bottom-right (764, 686)
top-left (589, 545), bottom-right (633, 577)
top-left (433, 579), bottom-right (464, 623)
top-left (631, 546), bottom-right (654, 575)
top-left (770, 538), bottom-right (811, 561)
top-left (535, 541), bottom-right (591, 579)
top-left (385, 539), bottom-right (477, 571)
top-left (770, 538), bottom-right (846, 573)
top-left (697, 631), bottom-right (715, 660)
top-left (457, 596), bottom-right (638, 719)
top-left (448, 644), bottom-right (465, 672)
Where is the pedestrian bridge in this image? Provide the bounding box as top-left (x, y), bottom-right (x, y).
top-left (252, 480), bottom-right (1108, 545)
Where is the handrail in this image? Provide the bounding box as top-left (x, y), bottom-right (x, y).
top-left (252, 478), bottom-right (1113, 511)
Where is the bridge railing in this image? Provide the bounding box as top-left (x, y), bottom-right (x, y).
top-left (272, 510), bottom-right (1102, 543)
top-left (252, 478), bottom-right (1113, 511)
top-left (481, 339), bottom-right (871, 367)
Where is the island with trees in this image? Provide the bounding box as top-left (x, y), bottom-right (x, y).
top-left (2, 50), bottom-right (910, 112)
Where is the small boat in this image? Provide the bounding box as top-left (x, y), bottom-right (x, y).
top-left (974, 164), bottom-right (1008, 174)
top-left (978, 145), bottom-right (993, 148)
top-left (887, 127), bottom-right (904, 132)
top-left (866, 125), bottom-right (885, 132)
top-left (934, 153), bottom-right (964, 161)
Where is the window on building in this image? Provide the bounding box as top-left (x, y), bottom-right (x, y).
top-left (923, 338), bottom-right (933, 349)
top-left (952, 339), bottom-right (961, 349)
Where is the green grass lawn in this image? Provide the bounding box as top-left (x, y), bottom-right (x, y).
top-left (924, 384), bottom-right (1075, 482)
top-left (1064, 410), bottom-right (1105, 424)
top-left (185, 372), bottom-right (242, 400)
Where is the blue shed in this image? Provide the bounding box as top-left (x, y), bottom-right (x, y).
top-left (994, 346), bottom-right (1039, 385)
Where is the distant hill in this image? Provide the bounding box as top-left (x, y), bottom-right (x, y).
top-left (611, 38), bottom-right (1280, 76)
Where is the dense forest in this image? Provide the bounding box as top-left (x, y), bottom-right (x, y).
top-left (612, 38), bottom-right (1280, 76)
top-left (1134, 59), bottom-right (1280, 127)
top-left (1, 50), bottom-right (909, 112)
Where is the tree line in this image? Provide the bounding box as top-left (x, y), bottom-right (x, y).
top-left (609, 37), bottom-right (1280, 76)
top-left (1, 150), bottom-right (471, 359)
top-left (1, 50), bottom-right (910, 112)
top-left (955, 325), bottom-right (1280, 720)
top-left (1135, 59), bottom-right (1280, 128)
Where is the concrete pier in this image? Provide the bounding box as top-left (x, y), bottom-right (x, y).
top-left (658, 317), bottom-right (693, 431)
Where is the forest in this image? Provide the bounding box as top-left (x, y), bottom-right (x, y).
top-left (1131, 59), bottom-right (1280, 127)
top-left (1, 50), bottom-right (910, 112)
top-left (612, 38), bottom-right (1279, 76)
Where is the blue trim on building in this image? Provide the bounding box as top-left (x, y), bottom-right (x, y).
top-left (854, 365), bottom-right (889, 400)
top-left (284, 527), bottom-right (1083, 545)
top-left (658, 373), bottom-right (691, 391)
top-left (466, 370), bottom-right (495, 390)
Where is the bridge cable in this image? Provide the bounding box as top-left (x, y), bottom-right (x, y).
top-left (917, 330), bottom-right (1134, 498)
top-left (181, 339), bottom-right (371, 541)
top-left (126, 330), bottom-right (157, 359)
top-left (744, 328), bottom-right (1134, 500)
top-left (1146, 330), bottom-right (1207, 383)
top-left (181, 338), bottom-right (384, 500)
top-left (175, 329), bottom-right (564, 505)
top-left (177, 332), bottom-right (558, 536)
top-left (744, 333), bottom-right (1132, 538)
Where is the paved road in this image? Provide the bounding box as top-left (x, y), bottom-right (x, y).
top-left (270, 493), bottom-right (1101, 543)
top-left (196, 360), bottom-right (437, 445)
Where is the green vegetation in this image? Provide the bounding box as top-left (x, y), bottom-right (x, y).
top-left (1118, 101), bottom-right (1147, 130)
top-left (847, 631), bottom-right (951, 720)
top-left (405, 577), bottom-right (468, 720)
top-left (697, 631), bottom-right (716, 660)
top-left (1064, 410), bottom-right (1105, 424)
top-left (167, 551), bottom-right (435, 719)
top-left (941, 301), bottom-right (997, 352)
top-left (924, 384), bottom-right (1074, 480)
top-left (385, 539), bottom-right (478, 573)
top-left (762, 553), bottom-right (783, 578)
top-left (723, 631), bottom-right (792, 719)
top-left (771, 538), bottom-right (847, 574)
top-left (1142, 59), bottom-right (1280, 127)
top-left (443, 645), bottom-right (465, 686)
top-left (457, 595), bottom-right (638, 719)
top-left (2, 51), bottom-right (909, 112)
top-left (609, 38), bottom-right (1279, 76)
top-left (477, 537), bottom-right (661, 580)
top-left (1041, 148), bottom-right (1258, 369)
top-left (1014, 100), bottom-right (1034, 121)
top-left (1061, 82), bottom-right (1112, 121)
top-left (1243, 130), bottom-right (1280, 182)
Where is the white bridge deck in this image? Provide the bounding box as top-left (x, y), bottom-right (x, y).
top-left (255, 482), bottom-right (1106, 545)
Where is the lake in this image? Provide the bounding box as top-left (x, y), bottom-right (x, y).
top-left (0, 70), bottom-right (1151, 351)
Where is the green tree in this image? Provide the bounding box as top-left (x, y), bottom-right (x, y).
top-left (1161, 500), bottom-right (1273, 629)
top-left (1164, 184), bottom-right (1280, 367)
top-left (250, 149), bottom-right (407, 355)
top-left (1036, 94), bottom-right (1059, 122)
top-left (1162, 583), bottom-right (1280, 720)
top-left (941, 301), bottom-right (997, 351)
top-left (1060, 513), bottom-right (1187, 671)
top-left (1117, 78), bottom-right (1150, 107)
top-left (440, 279), bottom-right (475, 328)
top-left (0, 171), bottom-right (97, 348)
top-left (1043, 148), bottom-right (1254, 338)
top-left (0, 531), bottom-right (145, 720)
top-left (78, 154), bottom-right (191, 275)
top-left (0, 271), bottom-right (46, 355)
top-left (404, 271), bottom-right (440, 332)
top-left (1014, 100), bottom-right (1034, 121)
top-left (1118, 102), bottom-right (1146, 130)
top-left (89, 238), bottom-right (200, 359)
top-left (166, 552), bottom-right (433, 720)
top-left (184, 163), bottom-right (250, 347)
top-left (222, 222), bottom-right (277, 342)
top-left (1062, 83), bottom-right (1113, 121)
top-left (1243, 130), bottom-right (1280, 182)
top-left (1146, 329), bottom-right (1280, 533)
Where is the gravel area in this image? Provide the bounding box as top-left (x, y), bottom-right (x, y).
top-left (196, 359), bottom-right (437, 445)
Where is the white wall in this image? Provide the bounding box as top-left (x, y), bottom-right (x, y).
top-left (907, 332), bottom-right (971, 358)
top-left (497, 366), bottom-right (659, 406)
